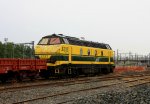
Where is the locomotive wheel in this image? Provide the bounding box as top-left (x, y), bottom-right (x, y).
top-left (102, 68), bottom-right (108, 74)
top-left (39, 70), bottom-right (50, 79)
top-left (64, 68), bottom-right (72, 78)
top-left (109, 68), bottom-right (113, 73)
top-left (71, 69), bottom-right (79, 77)
top-left (107, 68), bottom-right (110, 73)
top-left (43, 74), bottom-right (50, 79)
top-left (0, 75), bottom-right (7, 83)
top-left (65, 68), bottom-right (71, 77)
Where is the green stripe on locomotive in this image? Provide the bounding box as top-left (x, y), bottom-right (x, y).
top-left (49, 55), bottom-right (114, 62)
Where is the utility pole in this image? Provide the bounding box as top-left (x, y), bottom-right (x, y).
top-left (129, 52), bottom-right (131, 61)
top-left (31, 41), bottom-right (34, 58)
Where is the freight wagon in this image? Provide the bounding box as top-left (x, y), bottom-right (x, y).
top-left (0, 58), bottom-right (47, 82)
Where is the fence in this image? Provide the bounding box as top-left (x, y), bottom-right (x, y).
top-left (114, 50), bottom-right (150, 66)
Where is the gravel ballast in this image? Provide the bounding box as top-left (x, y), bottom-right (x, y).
top-left (71, 84), bottom-right (150, 104)
top-left (0, 74), bottom-right (150, 104)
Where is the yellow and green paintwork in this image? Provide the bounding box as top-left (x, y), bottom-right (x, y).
top-left (35, 44), bottom-right (114, 66)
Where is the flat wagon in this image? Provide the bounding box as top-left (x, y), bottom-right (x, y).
top-left (0, 58), bottom-right (47, 82)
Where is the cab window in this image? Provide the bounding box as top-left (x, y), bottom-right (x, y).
top-left (63, 38), bottom-right (69, 44)
top-left (38, 38), bottom-right (49, 45)
top-left (49, 38), bottom-right (61, 44)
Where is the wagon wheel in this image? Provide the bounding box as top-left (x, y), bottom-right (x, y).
top-left (11, 75), bottom-right (18, 83)
top-left (0, 75), bottom-right (7, 83)
top-left (17, 75), bottom-right (23, 82)
top-left (11, 72), bottom-right (21, 83)
top-left (29, 76), bottom-right (35, 81)
top-left (0, 78), bottom-right (7, 83)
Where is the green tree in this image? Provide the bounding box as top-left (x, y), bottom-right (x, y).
top-left (0, 41), bottom-right (4, 58)
top-left (0, 41), bottom-right (33, 58)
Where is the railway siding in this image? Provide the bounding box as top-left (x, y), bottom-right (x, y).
top-left (0, 72), bottom-right (150, 104)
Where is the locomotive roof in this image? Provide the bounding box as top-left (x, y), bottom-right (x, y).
top-left (43, 34), bottom-right (79, 40)
top-left (43, 34), bottom-right (111, 49)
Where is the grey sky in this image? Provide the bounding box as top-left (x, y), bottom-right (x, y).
top-left (0, 0), bottom-right (150, 54)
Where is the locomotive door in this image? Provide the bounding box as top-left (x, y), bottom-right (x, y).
top-left (91, 49), bottom-right (95, 74)
top-left (69, 46), bottom-right (72, 63)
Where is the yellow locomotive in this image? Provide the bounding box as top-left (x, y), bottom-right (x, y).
top-left (35, 34), bottom-right (115, 77)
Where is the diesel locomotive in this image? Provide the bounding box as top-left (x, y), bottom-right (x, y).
top-left (35, 34), bottom-right (115, 78)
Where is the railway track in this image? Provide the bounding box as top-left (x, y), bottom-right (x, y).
top-left (1, 73), bottom-right (147, 104)
top-left (12, 76), bottom-right (150, 104)
top-left (0, 74), bottom-right (149, 92)
top-left (0, 73), bottom-right (149, 93)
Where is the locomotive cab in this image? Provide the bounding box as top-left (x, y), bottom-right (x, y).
top-left (35, 34), bottom-right (69, 60)
top-left (38, 34), bottom-right (69, 45)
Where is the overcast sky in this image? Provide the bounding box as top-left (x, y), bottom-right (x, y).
top-left (0, 0), bottom-right (150, 55)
